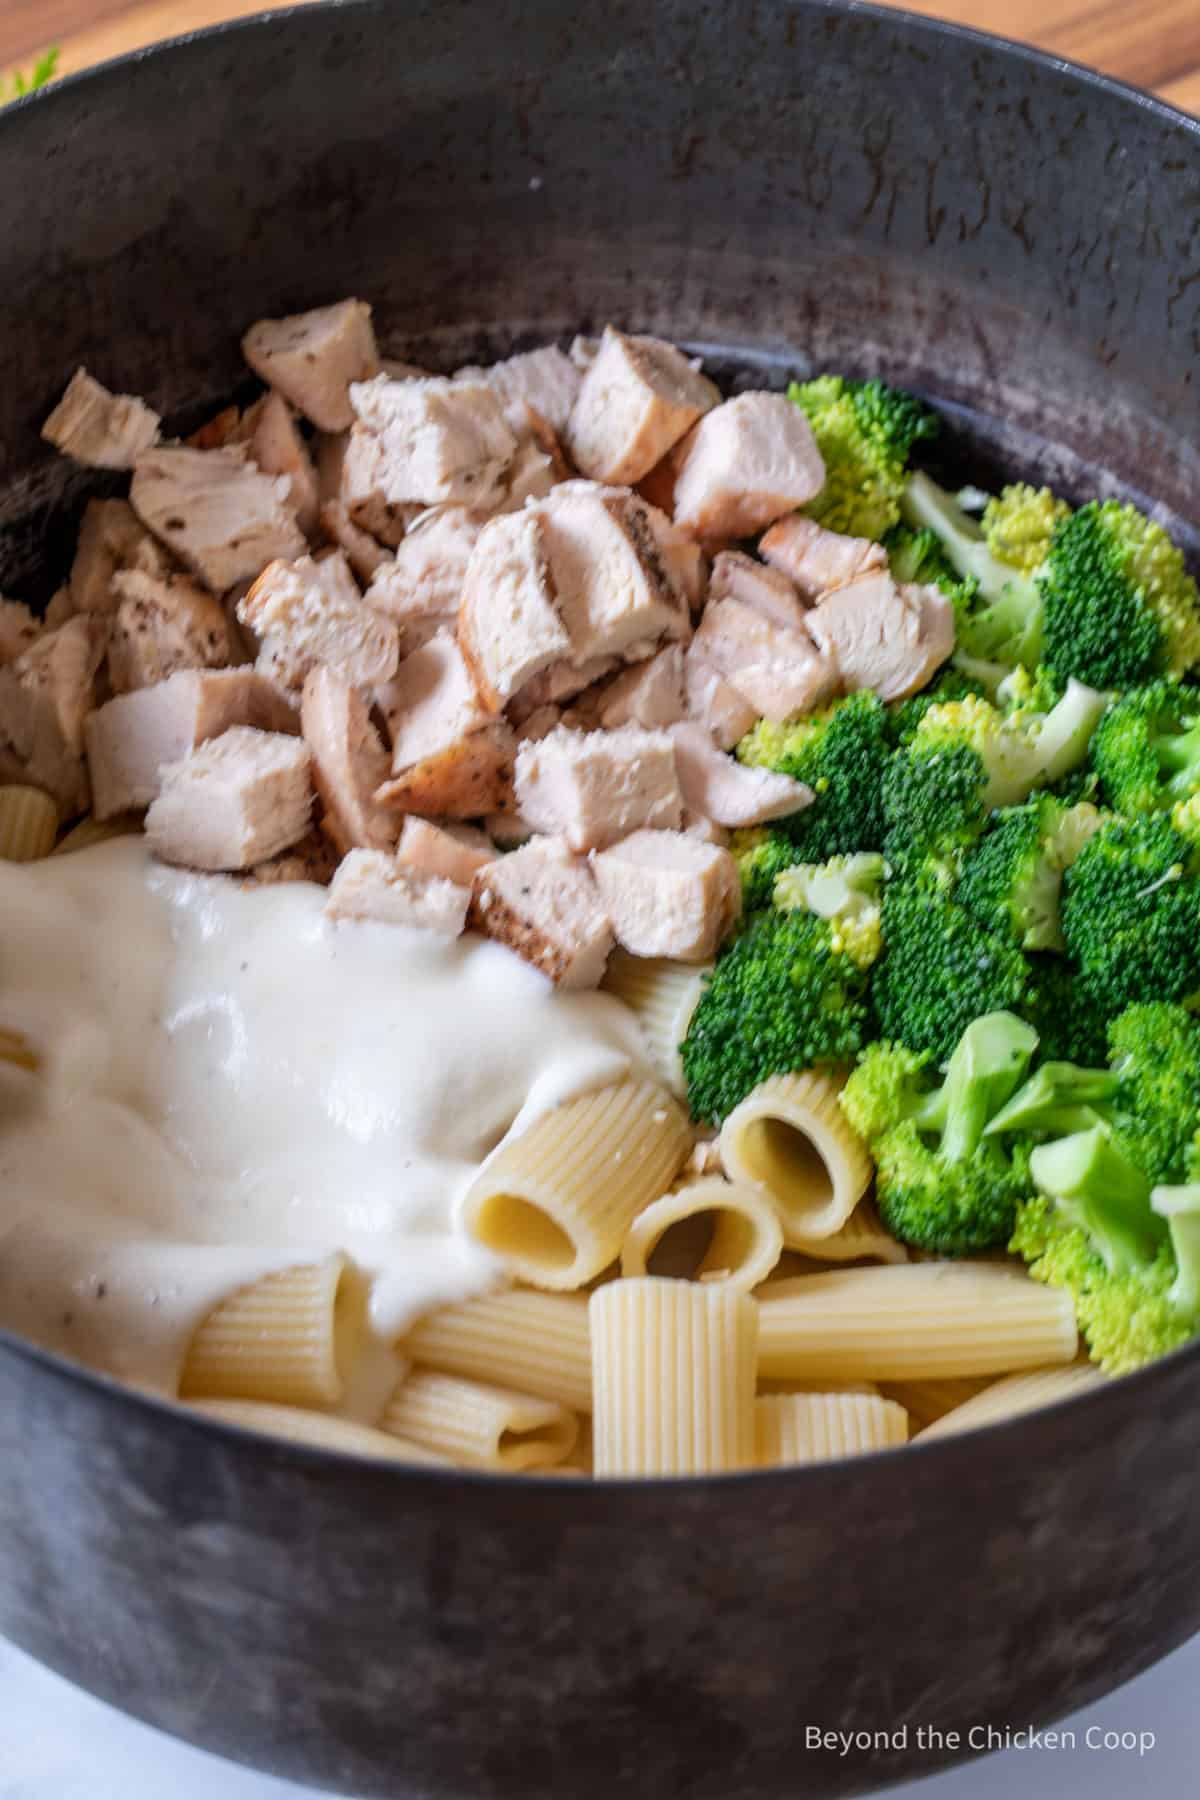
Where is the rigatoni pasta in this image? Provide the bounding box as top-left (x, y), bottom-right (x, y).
top-left (601, 951), bottom-right (710, 1096)
top-left (191, 1398), bottom-right (451, 1464)
top-left (179, 1255), bottom-right (356, 1407)
top-left (0, 785), bottom-right (57, 862)
top-left (381, 1369), bottom-right (578, 1471)
top-left (50, 812), bottom-right (141, 857)
top-left (401, 1289), bottom-right (592, 1412)
top-left (918, 1362), bottom-right (1108, 1440)
top-left (755, 1392), bottom-right (908, 1466)
top-left (720, 1071), bottom-right (873, 1243)
top-left (620, 1176), bottom-right (783, 1291)
top-left (779, 1199), bottom-right (909, 1267)
top-left (878, 1376), bottom-right (995, 1428)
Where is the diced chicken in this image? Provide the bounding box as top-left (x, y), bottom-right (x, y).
top-left (565, 326), bottom-right (719, 484)
top-left (671, 393), bottom-right (826, 540)
top-left (485, 808), bottom-right (535, 850)
top-left (595, 644), bottom-right (685, 731)
top-left (375, 721), bottom-right (515, 819)
top-left (326, 848), bottom-right (471, 936)
top-left (759, 514), bottom-right (888, 600)
top-left (365, 505), bottom-right (482, 650)
top-left (591, 829), bottom-right (740, 961)
top-left (316, 431), bottom-right (349, 505)
top-left (469, 835), bottom-right (614, 988)
top-left (70, 498), bottom-right (174, 615)
top-left (0, 617), bottom-right (103, 816)
top-left (85, 667), bottom-right (298, 819)
top-left (533, 482), bottom-right (687, 663)
top-left (709, 550), bottom-right (809, 629)
top-left (344, 376), bottom-right (517, 517)
top-left (682, 641), bottom-right (758, 751)
top-left (693, 598), bottom-right (838, 723)
top-left (300, 666), bottom-right (396, 855)
top-left (669, 721), bottom-right (814, 828)
top-left (43, 588), bottom-right (76, 630)
top-left (41, 367), bottom-right (160, 469)
top-left (241, 828), bottom-right (340, 888)
top-left (240, 392), bottom-right (320, 537)
top-left (239, 551), bottom-right (399, 696)
top-left (105, 570), bottom-right (232, 695)
top-left (458, 345), bottom-right (583, 437)
top-left (379, 633), bottom-right (496, 771)
top-left (146, 726), bottom-right (314, 871)
top-left (805, 571), bottom-right (953, 703)
top-left (492, 433), bottom-right (559, 513)
top-left (508, 654), bottom-right (619, 725)
top-left (646, 505), bottom-right (707, 613)
top-left (516, 703), bottom-right (563, 741)
top-left (514, 724), bottom-right (682, 851)
top-left (681, 808), bottom-right (730, 847)
top-left (319, 500), bottom-right (394, 582)
top-left (186, 405), bottom-right (242, 451)
top-left (381, 360), bottom-right (434, 381)
top-left (242, 299), bottom-right (380, 432)
top-left (396, 816), bottom-right (498, 888)
top-left (458, 511), bottom-right (570, 709)
top-left (131, 446), bottom-right (306, 593)
top-left (0, 598), bottom-right (40, 665)
top-left (569, 335), bottom-right (600, 372)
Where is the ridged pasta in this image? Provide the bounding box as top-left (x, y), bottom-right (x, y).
top-left (189, 1398), bottom-right (450, 1464)
top-left (463, 1080), bottom-right (690, 1290)
top-left (919, 1362), bottom-right (1108, 1440)
top-left (590, 1277), bottom-right (757, 1476)
top-left (879, 1376), bottom-right (996, 1428)
top-left (179, 1255), bottom-right (356, 1406)
top-left (401, 1289), bottom-right (592, 1412)
top-left (720, 1071), bottom-right (873, 1243)
top-left (0, 1027), bottom-right (39, 1073)
top-left (381, 1368), bottom-right (578, 1471)
top-left (51, 812), bottom-right (141, 856)
top-left (620, 1177), bottom-right (783, 1292)
top-left (755, 1392), bottom-right (908, 1466)
top-left (780, 1199), bottom-right (909, 1267)
top-left (757, 1378), bottom-right (880, 1396)
top-left (601, 951), bottom-right (710, 1095)
top-left (757, 1264), bottom-right (1079, 1381)
top-left (0, 785), bottom-right (57, 862)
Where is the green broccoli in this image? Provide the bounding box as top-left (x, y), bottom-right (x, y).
top-left (841, 1012), bottom-right (1038, 1253)
top-left (887, 666), bottom-right (989, 747)
top-left (737, 691), bottom-right (891, 859)
top-left (1, 47), bottom-right (58, 105)
top-left (1020, 953), bottom-right (1114, 1067)
top-left (730, 828), bottom-right (803, 912)
top-left (872, 876), bottom-right (1031, 1060)
top-left (981, 484), bottom-right (1071, 574)
top-left (787, 376), bottom-right (939, 541)
top-left (1152, 1151), bottom-right (1200, 1314)
top-left (681, 909), bottom-right (875, 1124)
top-left (1089, 681), bottom-right (1200, 816)
top-left (1060, 814), bottom-right (1200, 1014)
top-left (901, 472), bottom-right (1046, 669)
top-left (996, 663), bottom-right (1064, 720)
top-left (773, 851), bottom-right (885, 969)
top-left (955, 797), bottom-right (1105, 951)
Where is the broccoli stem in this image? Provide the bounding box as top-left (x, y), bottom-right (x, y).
top-left (914, 1012), bottom-right (1038, 1164)
top-left (1030, 1125), bottom-right (1165, 1274)
top-left (1034, 681), bottom-right (1110, 787)
top-left (1151, 1185), bottom-right (1200, 1313)
top-left (1154, 720), bottom-right (1200, 797)
top-left (984, 1063), bottom-right (1120, 1139)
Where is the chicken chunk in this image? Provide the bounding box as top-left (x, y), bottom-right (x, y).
top-left (146, 726), bottom-right (314, 871)
top-left (669, 721), bottom-right (813, 828)
top-left (300, 665), bottom-right (396, 855)
top-left (319, 500), bottom-right (394, 582)
top-left (469, 835), bottom-right (614, 988)
top-left (595, 644), bottom-right (685, 731)
top-left (565, 326), bottom-right (719, 484)
top-left (326, 849), bottom-right (471, 936)
top-left (458, 510), bottom-right (570, 709)
top-left (375, 634), bottom-right (512, 818)
top-left (131, 446), bottom-right (306, 593)
top-left (0, 599), bottom-right (40, 665)
top-left (106, 570), bottom-right (233, 695)
top-left (671, 393), bottom-right (825, 540)
top-left (240, 391), bottom-right (320, 537)
top-left (682, 641), bottom-right (759, 751)
top-left (709, 550), bottom-right (808, 630)
top-left (514, 724), bottom-right (682, 851)
top-left (534, 482), bottom-right (687, 663)
top-left (508, 654), bottom-right (619, 725)
top-left (0, 616), bottom-right (103, 816)
top-left (516, 703), bottom-right (564, 741)
top-left (759, 514), bottom-right (888, 601)
top-left (692, 598), bottom-right (838, 723)
top-left (805, 572), bottom-right (953, 703)
top-left (365, 505), bottom-right (482, 650)
top-left (458, 345), bottom-right (583, 437)
top-left (70, 498), bottom-right (174, 615)
top-left (242, 299), bottom-right (381, 432)
top-left (241, 828), bottom-right (339, 888)
top-left (239, 551), bottom-right (400, 697)
top-left (396, 816), bottom-right (498, 888)
top-left (375, 721), bottom-right (515, 819)
top-left (491, 432), bottom-right (560, 514)
top-left (344, 376), bottom-right (517, 517)
top-left (41, 367), bottom-right (160, 469)
top-left (591, 828), bottom-right (740, 961)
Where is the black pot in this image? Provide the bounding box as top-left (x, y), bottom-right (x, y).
top-left (0, 4), bottom-right (1197, 1796)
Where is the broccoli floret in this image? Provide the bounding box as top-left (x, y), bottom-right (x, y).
top-left (1089, 681), bottom-right (1200, 816)
top-left (737, 691), bottom-right (891, 859)
top-left (842, 1013), bottom-right (1038, 1253)
top-left (1060, 815), bottom-right (1200, 1014)
top-left (956, 796), bottom-right (1105, 951)
top-left (901, 472), bottom-right (1046, 668)
top-left (787, 376), bottom-right (939, 540)
top-left (1107, 1003), bottom-right (1200, 1186)
top-left (985, 1061), bottom-right (1120, 1140)
top-left (887, 667), bottom-right (989, 747)
top-left (872, 877), bottom-right (1031, 1060)
top-left (773, 852), bottom-right (885, 970)
top-left (681, 909), bottom-right (875, 1124)
top-left (981, 484), bottom-right (1071, 574)
top-left (730, 828), bottom-right (802, 912)
top-left (1175, 792), bottom-right (1200, 845)
top-left (1038, 501), bottom-right (1200, 688)
top-left (996, 663), bottom-right (1064, 719)
top-left (1020, 953), bottom-right (1114, 1067)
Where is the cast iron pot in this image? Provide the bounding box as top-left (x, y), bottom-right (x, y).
top-left (0, 3), bottom-right (1197, 1795)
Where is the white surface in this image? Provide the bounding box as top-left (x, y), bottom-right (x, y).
top-left (0, 1629), bottom-right (1195, 1798)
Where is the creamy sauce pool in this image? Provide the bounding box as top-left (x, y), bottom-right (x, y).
top-left (0, 840), bottom-right (646, 1403)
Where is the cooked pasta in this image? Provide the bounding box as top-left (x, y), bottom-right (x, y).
top-left (179, 1255), bottom-right (357, 1406)
top-left (601, 951), bottom-right (710, 1096)
top-left (462, 1080), bottom-right (690, 1290)
top-left (0, 1026), bottom-right (39, 1072)
top-left (878, 1376), bottom-right (996, 1427)
top-left (51, 813), bottom-right (141, 856)
top-left (720, 1071), bottom-right (873, 1243)
top-left (779, 1198), bottom-right (909, 1266)
top-left (755, 1392), bottom-right (908, 1466)
top-left (381, 1368), bottom-right (578, 1470)
top-left (401, 1289), bottom-right (592, 1411)
top-left (590, 1277), bottom-right (757, 1476)
top-left (0, 785), bottom-right (57, 862)
top-left (757, 1378), bottom-right (879, 1396)
top-left (620, 1176), bottom-right (783, 1291)
top-left (757, 1264), bottom-right (1079, 1382)
top-left (919, 1362), bottom-right (1109, 1440)
top-left (190, 1398), bottom-right (450, 1464)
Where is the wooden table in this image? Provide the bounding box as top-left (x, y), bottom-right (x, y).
top-left (2, 0), bottom-right (1199, 116)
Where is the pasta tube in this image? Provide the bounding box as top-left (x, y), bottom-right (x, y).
top-left (919, 1362), bottom-right (1108, 1441)
top-left (620, 1177), bottom-right (783, 1292)
top-left (179, 1254), bottom-right (357, 1406)
top-left (601, 951), bottom-right (710, 1095)
top-left (381, 1369), bottom-right (578, 1471)
top-left (755, 1392), bottom-right (908, 1466)
top-left (463, 1080), bottom-right (690, 1290)
top-left (590, 1277), bottom-right (757, 1476)
top-left (878, 1376), bottom-right (995, 1428)
top-left (780, 1198), bottom-right (909, 1267)
top-left (51, 812), bottom-right (141, 856)
top-left (189, 1398), bottom-right (450, 1464)
top-left (0, 785), bottom-right (57, 862)
top-left (758, 1264), bottom-right (1078, 1382)
top-left (720, 1071), bottom-right (872, 1243)
top-left (401, 1289), bottom-right (592, 1412)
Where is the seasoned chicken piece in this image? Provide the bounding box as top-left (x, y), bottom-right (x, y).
top-left (671, 393), bottom-right (825, 540)
top-left (492, 433), bottom-right (560, 514)
top-left (0, 599), bottom-right (40, 665)
top-left (241, 827), bottom-right (339, 888)
top-left (239, 551), bottom-right (400, 697)
top-left (457, 345), bottom-right (583, 437)
top-left (70, 498), bottom-right (174, 615)
top-left (319, 500), bottom-right (394, 582)
top-left (516, 703), bottom-right (564, 741)
top-left (682, 641), bottom-right (758, 751)
top-left (240, 392), bottom-right (320, 537)
top-left (375, 634), bottom-right (511, 818)
top-left (85, 667), bottom-right (298, 818)
top-left (326, 849), bottom-right (471, 935)
top-left (396, 816), bottom-right (498, 887)
top-left (316, 430), bottom-right (349, 505)
top-left (508, 654), bottom-right (619, 725)
top-left (514, 724), bottom-right (682, 851)
top-left (375, 721), bottom-right (515, 819)
top-left (43, 589), bottom-right (76, 630)
top-left (681, 808), bottom-right (730, 847)
top-left (131, 446), bottom-right (306, 593)
top-left (469, 835), bottom-right (614, 988)
top-left (591, 828), bottom-right (740, 961)
top-left (669, 721), bottom-right (814, 827)
top-left (458, 511), bottom-right (570, 709)
top-left (365, 505), bottom-right (482, 650)
top-left (242, 299), bottom-right (380, 432)
top-left (106, 569), bottom-right (233, 695)
top-left (534, 482), bottom-right (688, 664)
top-left (693, 598), bottom-right (838, 723)
top-left (300, 665), bottom-right (396, 855)
top-left (805, 572), bottom-right (953, 703)
top-left (595, 644), bottom-right (685, 731)
top-left (0, 616), bottom-right (103, 815)
top-left (344, 377), bottom-right (517, 517)
top-left (565, 326), bottom-right (719, 484)
top-left (146, 726), bottom-right (314, 871)
top-left (709, 550), bottom-right (808, 629)
top-left (41, 367), bottom-right (160, 469)
top-left (759, 514), bottom-right (887, 601)
top-left (186, 406), bottom-right (242, 451)
top-left (646, 506), bottom-right (707, 613)
top-left (485, 807), bottom-right (536, 850)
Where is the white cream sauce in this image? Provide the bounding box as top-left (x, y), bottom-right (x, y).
top-left (0, 840), bottom-right (646, 1403)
